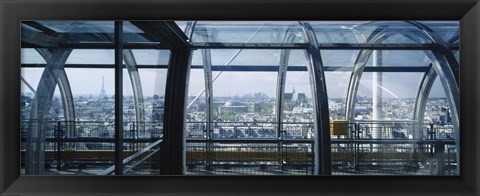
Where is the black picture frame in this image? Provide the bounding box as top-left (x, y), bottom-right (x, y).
top-left (1, 0), bottom-right (479, 195)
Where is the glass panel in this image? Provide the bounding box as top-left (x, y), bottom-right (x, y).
top-left (21, 48), bottom-right (47, 64)
top-left (420, 21), bottom-right (459, 44)
top-left (424, 77), bottom-right (457, 175)
top-left (123, 21), bottom-right (153, 43)
top-left (312, 22), bottom-right (365, 44)
top-left (288, 50), bottom-right (309, 67)
top-left (321, 50), bottom-right (359, 67)
top-left (21, 68), bottom-right (44, 120)
top-left (365, 50), bottom-right (432, 67)
top-left (130, 49), bottom-right (171, 65)
top-left (21, 66), bottom-right (116, 175)
top-left (210, 49), bottom-right (281, 66)
top-left (192, 21), bottom-right (306, 43)
top-left (186, 68), bottom-right (207, 139)
top-left (325, 72), bottom-right (351, 120)
top-left (311, 21), bottom-right (432, 44)
top-left (64, 68), bottom-right (115, 121)
top-left (66, 49), bottom-right (114, 65)
top-left (21, 23), bottom-right (42, 32)
top-left (120, 19), bottom-right (171, 174)
top-left (212, 72), bottom-right (277, 123)
top-left (354, 72), bottom-right (423, 121)
top-left (175, 21), bottom-right (188, 33)
top-left (36, 21), bottom-right (114, 33)
top-left (282, 71), bottom-right (315, 139)
top-left (453, 50), bottom-right (459, 64)
top-left (190, 49), bottom-right (204, 66)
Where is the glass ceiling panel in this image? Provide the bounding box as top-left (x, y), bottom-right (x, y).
top-left (21, 23), bottom-right (42, 33)
top-left (209, 49), bottom-right (281, 66)
top-left (310, 21), bottom-right (432, 44)
top-left (21, 48), bottom-right (47, 64)
top-left (287, 50), bottom-right (309, 67)
top-left (321, 50), bottom-right (359, 67)
top-left (175, 21), bottom-right (188, 34)
top-left (420, 21), bottom-right (459, 44)
top-left (191, 21), bottom-right (306, 43)
top-left (129, 49), bottom-right (171, 65)
top-left (66, 49), bottom-right (114, 65)
top-left (36, 21), bottom-right (115, 33)
top-left (364, 50), bottom-right (432, 67)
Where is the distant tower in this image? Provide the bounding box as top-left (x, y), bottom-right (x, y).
top-left (99, 76), bottom-right (107, 99)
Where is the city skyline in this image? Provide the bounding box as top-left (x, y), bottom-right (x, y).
top-left (20, 68), bottom-right (449, 99)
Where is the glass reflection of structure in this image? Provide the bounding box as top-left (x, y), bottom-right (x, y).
top-left (21, 21), bottom-right (459, 176)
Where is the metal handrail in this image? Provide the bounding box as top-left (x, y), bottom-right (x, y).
top-left (100, 138), bottom-right (162, 175)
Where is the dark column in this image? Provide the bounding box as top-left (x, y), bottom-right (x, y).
top-left (160, 45), bottom-right (191, 175)
top-left (114, 21), bottom-right (124, 175)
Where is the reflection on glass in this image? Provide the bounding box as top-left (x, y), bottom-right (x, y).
top-left (192, 21), bottom-right (306, 43)
top-left (354, 72), bottom-right (423, 121)
top-left (66, 49), bottom-right (114, 65)
top-left (325, 72), bottom-right (351, 120)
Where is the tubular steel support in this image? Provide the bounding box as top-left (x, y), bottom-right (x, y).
top-left (34, 48), bottom-right (76, 137)
top-left (123, 50), bottom-right (146, 132)
top-left (197, 26), bottom-right (214, 168)
top-left (345, 28), bottom-right (388, 122)
top-left (131, 21), bottom-right (191, 175)
top-left (413, 34), bottom-right (459, 126)
top-left (407, 21), bottom-right (460, 175)
top-left (26, 49), bottom-right (72, 174)
top-left (114, 21), bottom-right (124, 175)
top-left (24, 22), bottom-right (116, 174)
top-left (300, 22), bottom-right (331, 175)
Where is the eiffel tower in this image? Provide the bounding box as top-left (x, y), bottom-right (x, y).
top-left (99, 76), bottom-right (107, 99)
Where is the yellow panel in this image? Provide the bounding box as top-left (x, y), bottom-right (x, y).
top-left (331, 120), bottom-right (349, 136)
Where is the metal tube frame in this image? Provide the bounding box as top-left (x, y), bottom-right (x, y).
top-left (114, 21), bottom-right (124, 175)
top-left (300, 22), bottom-right (332, 175)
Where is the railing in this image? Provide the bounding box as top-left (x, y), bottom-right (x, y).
top-left (21, 120), bottom-right (457, 175)
top-left (100, 139), bottom-right (162, 175)
top-left (186, 139), bottom-right (314, 175)
top-left (185, 120), bottom-right (457, 175)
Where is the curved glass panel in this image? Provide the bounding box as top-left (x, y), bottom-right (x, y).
top-left (420, 21), bottom-right (459, 44)
top-left (365, 50), bottom-right (432, 67)
top-left (354, 72), bottom-right (424, 121)
top-left (283, 49), bottom-right (314, 141)
top-left (325, 72), bottom-right (351, 120)
top-left (321, 50), bottom-right (359, 67)
top-left (37, 21), bottom-right (115, 33)
top-left (123, 21), bottom-right (155, 43)
top-left (175, 21), bottom-right (188, 33)
top-left (20, 68), bottom-right (44, 120)
top-left (453, 50), bottom-right (459, 64)
top-left (35, 21), bottom-right (116, 43)
top-left (21, 49), bottom-right (47, 64)
top-left (130, 49), bottom-right (170, 65)
top-left (311, 21), bottom-right (432, 44)
top-left (422, 77), bottom-right (457, 175)
top-left (310, 21), bottom-right (366, 44)
top-left (186, 68), bottom-right (207, 139)
top-left (210, 49), bottom-right (281, 66)
top-left (287, 49), bottom-right (309, 67)
top-left (66, 49), bottom-right (114, 65)
top-left (192, 21), bottom-right (306, 43)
